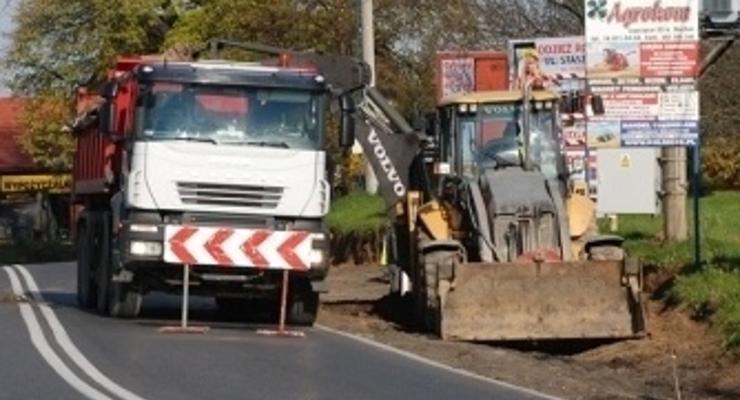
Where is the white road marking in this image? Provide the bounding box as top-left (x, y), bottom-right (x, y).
top-left (14, 265), bottom-right (148, 400)
top-left (3, 266), bottom-right (113, 400)
top-left (315, 324), bottom-right (561, 400)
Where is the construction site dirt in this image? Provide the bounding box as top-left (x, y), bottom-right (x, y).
top-left (319, 265), bottom-right (740, 400)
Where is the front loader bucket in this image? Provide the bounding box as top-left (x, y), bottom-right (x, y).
top-left (440, 261), bottom-right (645, 341)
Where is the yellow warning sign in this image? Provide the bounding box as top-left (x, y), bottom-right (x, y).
top-left (0, 174), bottom-right (72, 194)
top-left (619, 154), bottom-right (631, 168)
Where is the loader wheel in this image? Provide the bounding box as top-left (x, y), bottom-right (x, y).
top-left (421, 250), bottom-right (455, 335)
top-left (76, 221), bottom-right (97, 309)
top-left (286, 278), bottom-right (319, 326)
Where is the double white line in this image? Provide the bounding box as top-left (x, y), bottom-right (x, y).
top-left (3, 265), bottom-right (147, 400)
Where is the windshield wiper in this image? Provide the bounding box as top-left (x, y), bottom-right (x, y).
top-left (243, 140), bottom-right (290, 149)
top-left (170, 136), bottom-right (220, 145)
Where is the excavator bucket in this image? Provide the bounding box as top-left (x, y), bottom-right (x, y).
top-left (439, 260), bottom-right (646, 341)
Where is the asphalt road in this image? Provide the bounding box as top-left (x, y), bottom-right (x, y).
top-left (0, 262), bottom-right (554, 400)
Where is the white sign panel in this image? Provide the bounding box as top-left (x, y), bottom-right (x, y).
top-left (585, 0), bottom-right (699, 43)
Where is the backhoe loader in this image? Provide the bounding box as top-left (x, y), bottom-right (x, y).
top-left (373, 87), bottom-right (646, 341)
top-left (360, 88), bottom-right (645, 341)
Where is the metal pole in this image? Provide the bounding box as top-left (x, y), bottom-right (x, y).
top-left (278, 270), bottom-right (289, 333)
top-left (693, 143), bottom-right (702, 269)
top-left (361, 0), bottom-right (379, 193)
top-left (521, 82), bottom-right (532, 171)
top-left (181, 264), bottom-right (190, 328)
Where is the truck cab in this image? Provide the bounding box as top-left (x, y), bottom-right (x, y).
top-left (73, 59), bottom-right (330, 323)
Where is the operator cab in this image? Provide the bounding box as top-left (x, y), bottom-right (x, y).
top-left (436, 90), bottom-right (566, 183)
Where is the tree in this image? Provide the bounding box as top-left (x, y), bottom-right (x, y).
top-left (17, 95), bottom-right (76, 172)
top-left (3, 0), bottom-right (193, 171)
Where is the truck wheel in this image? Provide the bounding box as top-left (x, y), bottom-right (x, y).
top-left (94, 213), bottom-right (110, 314)
top-left (107, 282), bottom-right (142, 318)
top-left (76, 222), bottom-right (97, 309)
top-left (286, 279), bottom-right (319, 326)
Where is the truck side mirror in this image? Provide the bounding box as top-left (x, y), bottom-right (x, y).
top-left (339, 95), bottom-right (355, 148)
top-left (98, 100), bottom-right (117, 134)
top-left (99, 81), bottom-right (119, 134)
top-left (102, 81), bottom-right (119, 98)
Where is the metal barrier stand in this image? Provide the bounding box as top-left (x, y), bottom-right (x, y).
top-left (159, 264), bottom-right (210, 334)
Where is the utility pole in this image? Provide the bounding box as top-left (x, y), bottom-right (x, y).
top-left (361, 0), bottom-right (379, 194)
top-left (662, 147), bottom-right (688, 241)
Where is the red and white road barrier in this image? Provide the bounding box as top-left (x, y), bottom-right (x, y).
top-left (163, 226), bottom-right (313, 270)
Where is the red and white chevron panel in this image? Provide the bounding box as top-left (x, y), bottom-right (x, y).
top-left (163, 226), bottom-right (313, 270)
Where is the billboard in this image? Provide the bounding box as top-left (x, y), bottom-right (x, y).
top-left (585, 0), bottom-right (701, 147)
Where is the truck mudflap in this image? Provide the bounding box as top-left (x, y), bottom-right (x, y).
top-left (438, 260), bottom-right (646, 341)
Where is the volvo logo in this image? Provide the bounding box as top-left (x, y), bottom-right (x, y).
top-left (367, 130), bottom-right (406, 197)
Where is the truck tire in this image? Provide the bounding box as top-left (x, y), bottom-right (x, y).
top-left (286, 278), bottom-right (319, 326)
top-left (76, 221), bottom-right (97, 309)
top-left (94, 213), bottom-right (110, 314)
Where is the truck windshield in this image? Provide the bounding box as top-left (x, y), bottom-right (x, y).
top-left (459, 103), bottom-right (561, 180)
top-left (138, 82), bottom-right (324, 150)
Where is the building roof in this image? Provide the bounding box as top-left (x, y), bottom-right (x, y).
top-left (438, 90), bottom-right (559, 106)
top-left (0, 98), bottom-right (36, 174)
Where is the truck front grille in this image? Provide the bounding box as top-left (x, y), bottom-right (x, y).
top-left (177, 182), bottom-right (283, 209)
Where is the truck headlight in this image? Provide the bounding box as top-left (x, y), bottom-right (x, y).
top-left (309, 249), bottom-right (324, 265)
top-left (130, 241), bottom-right (163, 256)
top-left (310, 233), bottom-right (327, 266)
top-left (130, 224), bottom-right (159, 233)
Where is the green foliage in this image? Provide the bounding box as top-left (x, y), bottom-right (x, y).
top-left (5, 0), bottom-right (177, 95)
top-left (674, 269), bottom-right (740, 349)
top-left (703, 136), bottom-right (740, 189)
top-left (602, 191), bottom-right (740, 348)
top-left (3, 0), bottom-right (191, 172)
top-left (327, 191), bottom-right (387, 236)
top-left (599, 191), bottom-right (740, 270)
top-left (17, 95), bottom-right (76, 171)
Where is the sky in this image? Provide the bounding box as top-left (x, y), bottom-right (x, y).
top-left (0, 0), bottom-right (18, 96)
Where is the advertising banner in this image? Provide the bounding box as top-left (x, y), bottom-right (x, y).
top-left (509, 36), bottom-right (586, 91)
top-left (0, 174), bottom-right (72, 194)
top-left (438, 58), bottom-right (475, 99)
top-left (585, 0), bottom-right (700, 147)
